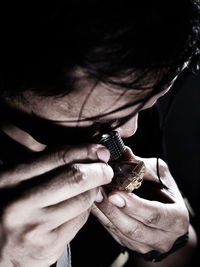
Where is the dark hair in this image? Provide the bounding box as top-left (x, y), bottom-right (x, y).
top-left (1, 1), bottom-right (200, 114)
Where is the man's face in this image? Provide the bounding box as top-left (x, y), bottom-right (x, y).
top-left (2, 76), bottom-right (170, 147)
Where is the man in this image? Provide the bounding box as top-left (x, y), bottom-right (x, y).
top-left (0, 1), bottom-right (199, 266)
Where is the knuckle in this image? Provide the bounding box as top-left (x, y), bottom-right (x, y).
top-left (104, 222), bottom-right (115, 232)
top-left (22, 228), bottom-right (57, 260)
top-left (145, 212), bottom-right (161, 226)
top-left (32, 243), bottom-right (51, 260)
top-left (176, 216), bottom-right (189, 235)
top-left (78, 191), bottom-right (95, 210)
top-left (100, 164), bottom-right (113, 184)
top-left (78, 210), bottom-right (90, 228)
top-left (70, 164), bottom-right (86, 184)
top-left (125, 224), bottom-right (143, 240)
top-left (67, 211), bottom-right (90, 238)
top-left (156, 241), bottom-right (172, 253)
top-left (104, 222), bottom-right (122, 237)
top-left (158, 159), bottom-right (169, 176)
top-left (2, 202), bottom-right (20, 229)
top-left (22, 226), bottom-right (39, 244)
top-left (38, 239), bottom-right (53, 255)
top-left (86, 144), bottom-right (98, 159)
top-left (82, 210), bottom-right (90, 223)
top-left (137, 246), bottom-right (151, 254)
top-left (54, 144), bottom-right (99, 167)
top-left (171, 207), bottom-right (189, 235)
top-left (55, 150), bottom-right (69, 166)
top-left (1, 209), bottom-right (12, 229)
top-left (158, 158), bottom-right (168, 168)
top-left (103, 205), bottom-right (116, 217)
top-left (0, 171), bottom-right (10, 187)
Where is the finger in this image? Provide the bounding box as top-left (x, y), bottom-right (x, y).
top-left (32, 211), bottom-right (90, 265)
top-left (94, 197), bottom-right (177, 252)
top-left (120, 146), bottom-right (138, 160)
top-left (51, 210), bottom-right (90, 245)
top-left (92, 203), bottom-right (117, 234)
top-left (122, 150), bottom-right (168, 185)
top-left (123, 150), bottom-right (161, 184)
top-left (92, 204), bottom-right (154, 253)
top-left (121, 149), bottom-right (166, 186)
top-left (0, 144), bottom-right (110, 186)
top-left (107, 191), bottom-right (188, 235)
top-left (138, 157), bottom-right (180, 193)
top-left (2, 189), bottom-right (96, 235)
top-left (42, 188), bottom-right (98, 229)
top-left (25, 162), bottom-right (113, 207)
top-left (92, 203), bottom-right (125, 243)
top-left (121, 154), bottom-right (184, 202)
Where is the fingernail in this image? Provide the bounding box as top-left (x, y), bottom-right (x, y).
top-left (97, 146), bottom-right (110, 163)
top-left (109, 194), bottom-right (125, 208)
top-left (95, 190), bottom-right (104, 203)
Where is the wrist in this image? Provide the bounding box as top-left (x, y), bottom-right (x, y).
top-left (134, 224), bottom-right (197, 267)
top-left (133, 232), bottom-right (189, 262)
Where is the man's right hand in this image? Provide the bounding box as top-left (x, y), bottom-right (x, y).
top-left (0, 144), bottom-right (113, 267)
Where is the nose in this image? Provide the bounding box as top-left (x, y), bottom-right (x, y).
top-left (115, 114), bottom-right (138, 138)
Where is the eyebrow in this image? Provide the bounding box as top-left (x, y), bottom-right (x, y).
top-left (42, 114), bottom-right (117, 126)
top-left (93, 118), bottom-right (117, 124)
top-left (46, 99), bottom-right (141, 128)
top-left (56, 98), bottom-right (144, 124)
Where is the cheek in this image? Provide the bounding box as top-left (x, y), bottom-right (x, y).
top-left (116, 114), bottom-right (138, 138)
top-left (143, 97), bottom-right (158, 109)
top-left (143, 88), bottom-right (170, 110)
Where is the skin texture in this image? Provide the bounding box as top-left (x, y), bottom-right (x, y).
top-left (0, 144), bottom-right (113, 266)
top-left (0, 80), bottom-right (196, 266)
top-left (92, 149), bottom-right (189, 253)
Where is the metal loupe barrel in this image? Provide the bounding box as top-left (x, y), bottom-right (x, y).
top-left (98, 131), bottom-right (126, 161)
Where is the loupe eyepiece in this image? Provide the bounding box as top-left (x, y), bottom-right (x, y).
top-left (98, 131), bottom-right (126, 161)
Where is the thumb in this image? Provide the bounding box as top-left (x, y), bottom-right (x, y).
top-left (121, 148), bottom-right (160, 184)
top-left (120, 146), bottom-right (141, 161)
